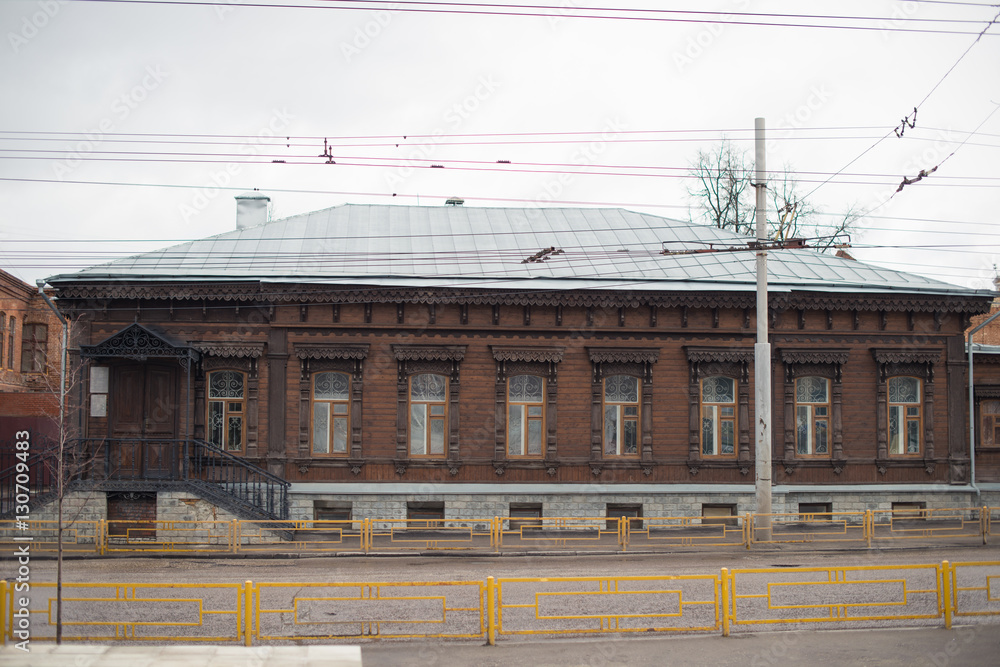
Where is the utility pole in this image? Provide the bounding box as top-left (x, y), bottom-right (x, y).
top-left (753, 118), bottom-right (772, 540)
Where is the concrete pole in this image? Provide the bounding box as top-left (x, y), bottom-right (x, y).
top-left (753, 118), bottom-right (772, 540)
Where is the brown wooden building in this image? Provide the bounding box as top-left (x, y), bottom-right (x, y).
top-left (37, 200), bottom-right (1000, 523)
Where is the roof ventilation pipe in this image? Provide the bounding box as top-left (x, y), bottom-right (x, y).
top-left (235, 192), bottom-right (271, 229)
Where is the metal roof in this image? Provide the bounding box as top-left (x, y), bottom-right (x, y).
top-left (47, 204), bottom-right (992, 298)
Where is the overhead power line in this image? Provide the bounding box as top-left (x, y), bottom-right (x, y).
top-left (59, 0), bottom-right (1000, 36)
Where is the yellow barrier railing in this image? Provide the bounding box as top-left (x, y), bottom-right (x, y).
top-left (870, 507), bottom-right (985, 545)
top-left (253, 580), bottom-right (486, 641)
top-left (3, 582), bottom-right (244, 643)
top-left (494, 516), bottom-right (623, 551)
top-left (496, 574), bottom-right (721, 636)
top-left (2, 561), bottom-right (998, 645)
top-left (103, 519), bottom-right (235, 554)
top-left (367, 518), bottom-right (495, 551)
top-left (748, 511), bottom-right (870, 547)
top-left (0, 520), bottom-right (102, 554)
top-left (627, 515), bottom-right (748, 550)
top-left (235, 519), bottom-right (368, 553)
top-left (727, 562), bottom-right (946, 628)
top-left (947, 561), bottom-right (1000, 623)
top-left (5, 507), bottom-right (998, 556)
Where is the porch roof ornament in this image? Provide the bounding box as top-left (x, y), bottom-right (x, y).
top-left (80, 323), bottom-right (199, 362)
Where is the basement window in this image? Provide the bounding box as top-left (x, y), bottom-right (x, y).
top-left (892, 502), bottom-right (927, 520)
top-left (798, 502), bottom-right (832, 520)
top-left (407, 502), bottom-right (444, 528)
top-left (702, 504), bottom-right (737, 526)
top-left (314, 500), bottom-right (352, 522)
top-left (508, 503), bottom-right (542, 530)
top-left (607, 503), bottom-right (643, 530)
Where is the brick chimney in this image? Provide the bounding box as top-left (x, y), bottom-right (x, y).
top-left (235, 192), bottom-right (270, 230)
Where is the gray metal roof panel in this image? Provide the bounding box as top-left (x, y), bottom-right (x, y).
top-left (47, 204), bottom-right (990, 298)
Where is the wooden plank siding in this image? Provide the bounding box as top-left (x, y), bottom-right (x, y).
top-left (67, 293), bottom-right (980, 487)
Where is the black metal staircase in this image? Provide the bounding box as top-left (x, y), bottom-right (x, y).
top-left (1, 438), bottom-right (289, 521)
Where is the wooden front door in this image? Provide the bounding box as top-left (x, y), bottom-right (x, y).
top-left (109, 364), bottom-right (179, 479)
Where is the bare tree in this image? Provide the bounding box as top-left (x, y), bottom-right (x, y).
top-left (687, 139), bottom-right (755, 236)
top-left (688, 140), bottom-right (860, 251)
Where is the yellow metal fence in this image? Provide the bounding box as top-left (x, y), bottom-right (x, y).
top-left (2, 560), bottom-right (997, 645)
top-left (2, 507), bottom-right (997, 556)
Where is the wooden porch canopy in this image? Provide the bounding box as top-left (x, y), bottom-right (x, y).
top-left (80, 323), bottom-right (199, 364)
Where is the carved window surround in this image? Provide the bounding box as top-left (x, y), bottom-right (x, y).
top-left (490, 346), bottom-right (564, 474)
top-left (685, 346), bottom-right (752, 471)
top-left (295, 344), bottom-right (369, 466)
top-left (392, 344), bottom-right (466, 473)
top-left (779, 349), bottom-right (849, 472)
top-left (587, 347), bottom-right (659, 469)
top-left (872, 348), bottom-right (939, 474)
top-left (974, 384), bottom-right (1000, 451)
top-left (194, 342), bottom-right (264, 457)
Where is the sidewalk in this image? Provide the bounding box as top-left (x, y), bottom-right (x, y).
top-left (1, 627), bottom-right (997, 667)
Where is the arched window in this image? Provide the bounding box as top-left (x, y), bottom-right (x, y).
top-left (207, 370), bottom-right (245, 453)
top-left (795, 376), bottom-right (830, 456)
top-left (312, 371), bottom-right (351, 456)
top-left (603, 374), bottom-right (639, 457)
top-left (410, 373), bottom-right (448, 457)
top-left (507, 375), bottom-right (545, 457)
top-left (888, 376), bottom-right (922, 455)
top-left (701, 376), bottom-right (736, 457)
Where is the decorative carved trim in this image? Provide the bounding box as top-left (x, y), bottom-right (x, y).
top-left (546, 467), bottom-right (557, 477)
top-left (642, 466), bottom-right (653, 477)
top-left (872, 349), bottom-right (941, 365)
top-left (590, 465), bottom-right (603, 476)
top-left (974, 385), bottom-right (1000, 398)
top-left (449, 466), bottom-right (460, 476)
top-left (53, 281), bottom-right (993, 314)
top-left (587, 347), bottom-right (660, 365)
top-left (740, 466), bottom-right (751, 476)
top-left (192, 342), bottom-right (264, 358)
top-left (490, 346), bottom-right (565, 363)
top-left (780, 349), bottom-right (850, 366)
top-left (688, 465), bottom-right (699, 476)
top-left (392, 344), bottom-right (466, 362)
top-left (494, 463), bottom-right (506, 476)
top-left (685, 346), bottom-right (753, 364)
top-left (295, 344), bottom-right (369, 360)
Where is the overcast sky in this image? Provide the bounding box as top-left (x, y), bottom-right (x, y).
top-left (0, 0), bottom-right (997, 291)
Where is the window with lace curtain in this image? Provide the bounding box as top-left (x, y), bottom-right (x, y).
top-left (207, 370), bottom-right (245, 453)
top-left (409, 373), bottom-right (448, 457)
top-left (795, 376), bottom-right (830, 456)
top-left (603, 374), bottom-right (640, 457)
top-left (507, 374), bottom-right (545, 458)
top-left (312, 371), bottom-right (351, 456)
top-left (701, 376), bottom-right (736, 457)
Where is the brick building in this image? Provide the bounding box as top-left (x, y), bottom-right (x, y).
top-left (0, 268), bottom-right (62, 442)
top-left (29, 199), bottom-right (1000, 524)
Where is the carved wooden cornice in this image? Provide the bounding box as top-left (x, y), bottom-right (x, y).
top-left (872, 349), bottom-right (941, 365)
top-left (974, 385), bottom-right (1000, 398)
top-left (587, 347), bottom-right (660, 364)
top-left (392, 344), bottom-right (466, 362)
top-left (685, 346), bottom-right (753, 364)
top-left (295, 344), bottom-right (370, 360)
top-left (52, 281), bottom-right (993, 315)
top-left (780, 349), bottom-right (850, 366)
top-left (192, 341), bottom-right (265, 358)
top-left (490, 346), bottom-right (565, 363)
